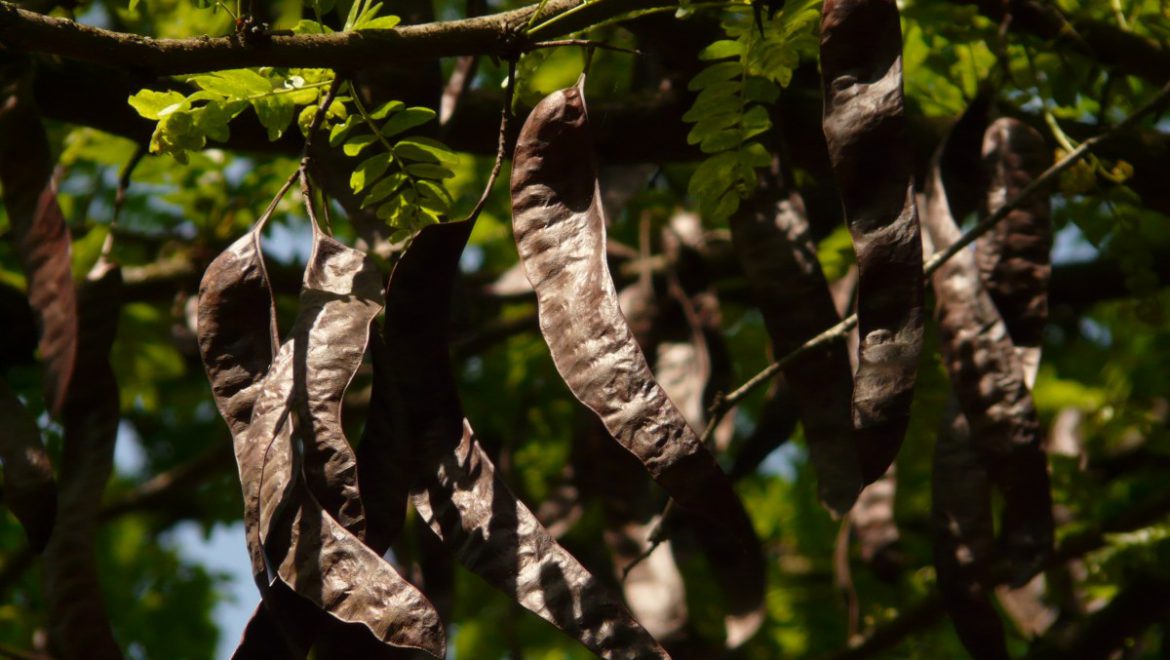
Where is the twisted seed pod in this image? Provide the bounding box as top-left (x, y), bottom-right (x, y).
top-left (0, 78), bottom-right (77, 417)
top-left (820, 0), bottom-right (925, 482)
top-left (731, 171), bottom-right (861, 514)
top-left (510, 82), bottom-right (761, 574)
top-left (199, 220), bottom-right (443, 658)
top-left (933, 402), bottom-right (1008, 660)
top-left (359, 215), bottom-right (669, 659)
top-left (978, 117), bottom-right (1053, 386)
top-left (923, 150), bottom-right (1054, 588)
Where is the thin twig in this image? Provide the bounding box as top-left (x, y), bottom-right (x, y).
top-left (464, 58), bottom-right (517, 223)
top-left (529, 39), bottom-right (641, 55)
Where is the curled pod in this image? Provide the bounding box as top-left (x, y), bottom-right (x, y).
top-left (731, 170), bottom-right (861, 514)
top-left (250, 225), bottom-right (444, 658)
top-left (922, 152), bottom-right (1053, 586)
top-left (359, 216), bottom-right (669, 659)
top-left (820, 0), bottom-right (925, 482)
top-left (510, 81), bottom-right (761, 567)
top-left (932, 402), bottom-right (1008, 660)
top-left (199, 219), bottom-right (441, 657)
top-left (42, 258), bottom-right (123, 660)
top-left (978, 118), bottom-right (1053, 385)
top-left (0, 78), bottom-right (78, 417)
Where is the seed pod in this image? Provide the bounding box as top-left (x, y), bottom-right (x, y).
top-left (249, 226), bottom-right (443, 657)
top-left (43, 258), bottom-right (123, 660)
top-left (510, 82), bottom-right (760, 561)
top-left (359, 217), bottom-right (669, 659)
top-left (978, 117), bottom-right (1053, 385)
top-left (852, 464), bottom-right (902, 581)
top-left (0, 78), bottom-right (78, 417)
top-left (731, 172), bottom-right (861, 514)
top-left (933, 402), bottom-right (1008, 660)
top-left (199, 219), bottom-right (442, 657)
top-left (0, 381), bottom-right (55, 552)
top-left (820, 0), bottom-right (925, 482)
top-left (922, 152), bottom-right (1054, 586)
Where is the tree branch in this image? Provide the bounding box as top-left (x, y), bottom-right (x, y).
top-left (0, 0), bottom-right (665, 75)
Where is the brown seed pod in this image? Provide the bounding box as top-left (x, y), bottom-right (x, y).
top-left (42, 258), bottom-right (123, 660)
top-left (250, 226), bottom-right (444, 657)
top-left (820, 0), bottom-right (925, 482)
top-left (978, 117), bottom-right (1053, 380)
top-left (199, 215), bottom-right (442, 657)
top-left (922, 151), bottom-right (1054, 587)
top-left (0, 78), bottom-right (78, 417)
top-left (731, 171), bottom-right (861, 514)
top-left (510, 82), bottom-right (760, 567)
top-left (359, 216), bottom-right (669, 659)
top-left (932, 402), bottom-right (1008, 660)
top-left (0, 381), bottom-right (56, 552)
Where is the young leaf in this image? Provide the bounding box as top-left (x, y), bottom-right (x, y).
top-left (820, 0), bottom-right (924, 482)
top-left (350, 153), bottom-right (391, 193)
top-left (511, 83), bottom-right (763, 556)
top-left (127, 89), bottom-right (187, 120)
top-left (344, 134), bottom-right (377, 157)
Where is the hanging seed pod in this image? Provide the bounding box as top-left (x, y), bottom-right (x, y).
top-left (820, 0), bottom-right (925, 482)
top-left (42, 258), bottom-right (123, 660)
top-left (978, 118), bottom-right (1053, 386)
top-left (510, 81), bottom-right (760, 571)
top-left (249, 224), bottom-right (443, 657)
top-left (731, 171), bottom-right (861, 514)
top-left (0, 78), bottom-right (78, 417)
top-left (199, 213), bottom-right (442, 658)
top-left (933, 402), bottom-right (1008, 660)
top-left (359, 215), bottom-right (670, 659)
top-left (923, 150), bottom-right (1054, 587)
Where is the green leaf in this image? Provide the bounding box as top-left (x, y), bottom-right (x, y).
top-left (380, 107), bottom-right (436, 138)
top-left (416, 179), bottom-right (452, 213)
top-left (361, 172), bottom-right (407, 208)
top-left (743, 77), bottom-right (780, 103)
top-left (356, 15), bottom-right (401, 30)
top-left (394, 137), bottom-right (458, 165)
top-left (699, 129), bottom-right (743, 154)
top-left (343, 134), bottom-right (377, 157)
top-left (699, 40), bottom-right (743, 61)
top-left (369, 100), bottom-right (404, 120)
top-left (688, 62), bottom-right (743, 91)
top-left (250, 95), bottom-right (295, 141)
top-left (350, 153), bottom-right (392, 193)
top-left (740, 105), bottom-right (772, 140)
top-left (128, 90), bottom-right (187, 120)
top-left (405, 163), bottom-right (454, 179)
top-left (329, 116), bottom-right (358, 147)
top-left (191, 69), bottom-right (272, 99)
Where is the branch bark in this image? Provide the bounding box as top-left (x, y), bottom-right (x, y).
top-left (0, 0), bottom-right (664, 75)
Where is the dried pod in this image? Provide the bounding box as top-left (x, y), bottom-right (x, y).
top-left (923, 153), bottom-right (1053, 586)
top-left (359, 217), bottom-right (669, 659)
top-left (0, 381), bottom-right (56, 552)
top-left (731, 172), bottom-right (861, 513)
top-left (249, 226), bottom-right (443, 657)
top-left (199, 219), bottom-right (442, 657)
top-left (978, 117), bottom-right (1053, 385)
top-left (820, 0), bottom-right (925, 481)
top-left (43, 258), bottom-right (123, 660)
top-left (0, 78), bottom-right (78, 416)
top-left (510, 82), bottom-right (760, 563)
top-left (933, 403), bottom-right (1008, 660)
top-left (852, 464), bottom-right (902, 581)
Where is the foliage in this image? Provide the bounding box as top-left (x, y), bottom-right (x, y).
top-left (1, 0), bottom-right (1170, 658)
